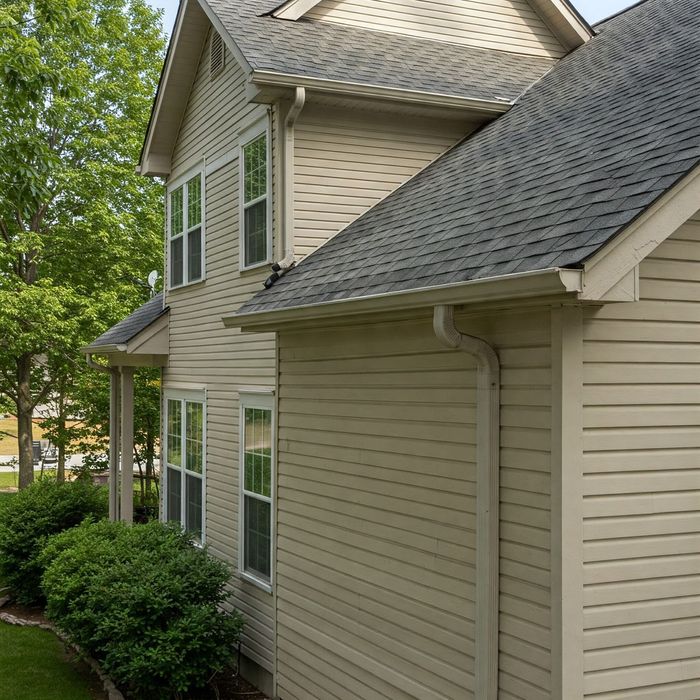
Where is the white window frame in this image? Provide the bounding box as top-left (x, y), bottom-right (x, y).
top-left (239, 118), bottom-right (272, 272)
top-left (167, 164), bottom-right (205, 289)
top-left (163, 388), bottom-right (207, 544)
top-left (238, 390), bottom-right (275, 593)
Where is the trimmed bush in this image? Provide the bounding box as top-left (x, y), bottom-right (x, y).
top-left (0, 478), bottom-right (107, 604)
top-left (40, 520), bottom-right (244, 699)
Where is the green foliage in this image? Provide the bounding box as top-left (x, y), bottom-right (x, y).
top-left (0, 0), bottom-right (166, 485)
top-left (0, 478), bottom-right (107, 603)
top-left (41, 520), bottom-right (244, 699)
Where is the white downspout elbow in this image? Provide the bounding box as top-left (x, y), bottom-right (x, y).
top-left (433, 305), bottom-right (500, 700)
top-left (275, 86), bottom-right (306, 273)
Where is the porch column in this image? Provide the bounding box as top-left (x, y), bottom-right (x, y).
top-left (109, 369), bottom-right (121, 521)
top-left (120, 366), bottom-right (135, 523)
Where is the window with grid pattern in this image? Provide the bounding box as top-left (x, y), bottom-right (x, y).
top-left (169, 172), bottom-right (203, 288)
top-left (165, 395), bottom-right (204, 543)
top-left (240, 394), bottom-right (274, 587)
top-left (241, 129), bottom-right (269, 269)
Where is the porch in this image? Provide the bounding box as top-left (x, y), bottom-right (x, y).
top-left (81, 294), bottom-right (169, 522)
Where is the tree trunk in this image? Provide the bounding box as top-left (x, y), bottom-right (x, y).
top-left (57, 393), bottom-right (66, 482)
top-left (57, 440), bottom-right (66, 483)
top-left (146, 424), bottom-right (155, 499)
top-left (17, 353), bottom-right (34, 489)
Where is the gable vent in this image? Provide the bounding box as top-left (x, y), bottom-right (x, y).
top-left (210, 30), bottom-right (224, 78)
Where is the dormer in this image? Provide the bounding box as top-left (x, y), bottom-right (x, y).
top-left (271, 0), bottom-right (592, 58)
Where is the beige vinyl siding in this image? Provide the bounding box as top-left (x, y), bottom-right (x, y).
top-left (581, 220), bottom-right (700, 697)
top-left (276, 307), bottom-right (552, 699)
top-left (294, 105), bottom-right (468, 257)
top-left (305, 0), bottom-right (565, 58)
top-left (165, 30), bottom-right (279, 674)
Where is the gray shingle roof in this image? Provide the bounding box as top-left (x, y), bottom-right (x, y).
top-left (238, 0), bottom-right (700, 315)
top-left (85, 293), bottom-right (167, 350)
top-left (208, 0), bottom-right (556, 104)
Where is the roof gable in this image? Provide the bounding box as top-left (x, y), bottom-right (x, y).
top-left (84, 293), bottom-right (168, 352)
top-left (235, 0), bottom-right (700, 316)
top-left (139, 0), bottom-right (252, 177)
top-left (140, 0), bottom-right (558, 175)
top-left (272, 0), bottom-right (591, 53)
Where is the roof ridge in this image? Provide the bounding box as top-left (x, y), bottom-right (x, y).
top-left (593, 0), bottom-right (652, 29)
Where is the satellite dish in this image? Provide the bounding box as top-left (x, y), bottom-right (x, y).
top-left (147, 270), bottom-right (160, 296)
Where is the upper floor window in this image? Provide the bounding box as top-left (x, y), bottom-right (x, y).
top-left (240, 121), bottom-right (271, 270)
top-left (165, 391), bottom-right (205, 544)
top-left (169, 171), bottom-right (204, 288)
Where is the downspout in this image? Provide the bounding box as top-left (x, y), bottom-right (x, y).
top-left (266, 87), bottom-right (306, 288)
top-left (433, 305), bottom-right (500, 700)
top-left (86, 354), bottom-right (121, 521)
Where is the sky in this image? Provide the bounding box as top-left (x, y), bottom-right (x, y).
top-left (144, 0), bottom-right (639, 36)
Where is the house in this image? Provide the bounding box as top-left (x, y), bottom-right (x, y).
top-left (83, 0), bottom-right (700, 697)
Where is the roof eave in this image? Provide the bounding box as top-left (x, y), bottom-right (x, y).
top-left (223, 268), bottom-right (584, 331)
top-left (250, 70), bottom-right (513, 115)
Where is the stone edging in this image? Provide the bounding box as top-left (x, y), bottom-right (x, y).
top-left (0, 598), bottom-right (124, 700)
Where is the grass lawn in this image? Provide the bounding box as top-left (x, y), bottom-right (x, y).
top-left (0, 471), bottom-right (56, 490)
top-left (0, 416), bottom-right (50, 456)
top-left (0, 623), bottom-right (98, 700)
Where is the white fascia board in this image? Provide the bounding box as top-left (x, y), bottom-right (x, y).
top-left (272, 0), bottom-right (324, 21)
top-left (530, 0), bottom-right (593, 48)
top-left (250, 70), bottom-right (512, 115)
top-left (140, 0), bottom-right (253, 177)
top-left (139, 0), bottom-right (190, 177)
top-left (223, 268), bottom-right (583, 331)
top-left (580, 164), bottom-right (700, 301)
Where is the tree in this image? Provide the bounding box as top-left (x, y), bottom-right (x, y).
top-left (67, 364), bottom-right (162, 514)
top-left (0, 0), bottom-right (165, 487)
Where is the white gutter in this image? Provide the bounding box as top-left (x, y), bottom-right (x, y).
top-left (433, 305), bottom-right (499, 700)
top-left (250, 70), bottom-right (512, 115)
top-left (274, 87), bottom-right (306, 274)
top-left (225, 268), bottom-right (583, 330)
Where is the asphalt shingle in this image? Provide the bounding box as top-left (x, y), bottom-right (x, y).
top-left (207, 0), bottom-right (556, 104)
top-left (85, 294), bottom-right (167, 350)
top-left (238, 0), bottom-right (700, 315)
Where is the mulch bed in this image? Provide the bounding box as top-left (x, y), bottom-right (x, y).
top-left (0, 599), bottom-right (270, 700)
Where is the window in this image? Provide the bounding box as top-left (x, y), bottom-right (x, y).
top-left (165, 392), bottom-right (205, 543)
top-left (169, 171), bottom-right (203, 288)
top-left (239, 393), bottom-right (274, 589)
top-left (240, 122), bottom-right (271, 270)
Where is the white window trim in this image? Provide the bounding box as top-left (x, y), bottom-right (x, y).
top-left (167, 163), bottom-right (206, 290)
top-left (238, 390), bottom-right (275, 593)
top-left (239, 118), bottom-right (272, 272)
top-left (163, 388), bottom-right (207, 545)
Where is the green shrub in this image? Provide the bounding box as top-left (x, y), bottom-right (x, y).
top-left (41, 520), bottom-right (244, 699)
top-left (0, 479), bottom-right (107, 604)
